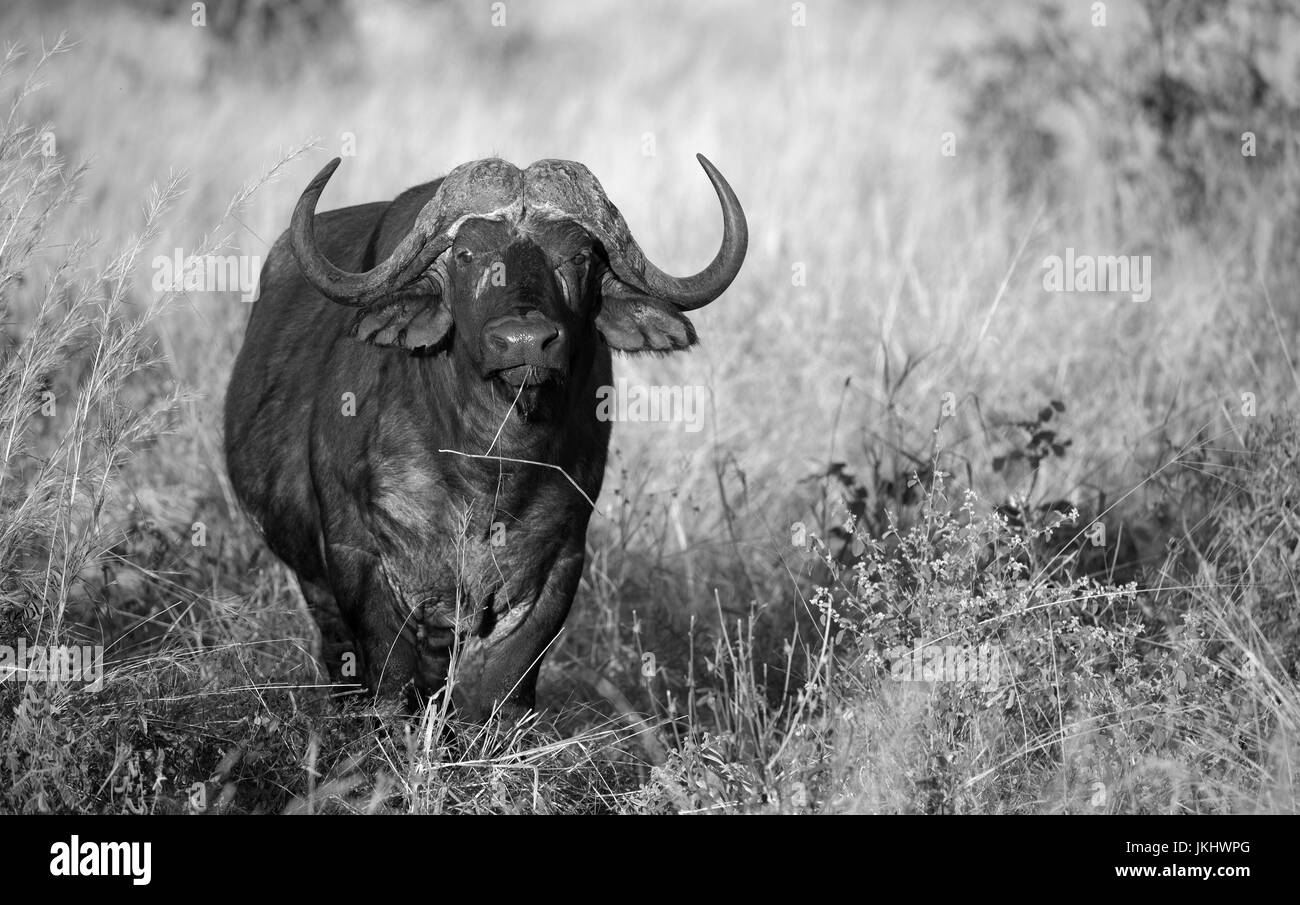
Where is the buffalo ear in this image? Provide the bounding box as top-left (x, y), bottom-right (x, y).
top-left (595, 272), bottom-right (697, 353)
top-left (350, 286), bottom-right (452, 354)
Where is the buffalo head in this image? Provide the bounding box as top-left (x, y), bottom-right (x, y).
top-left (289, 154), bottom-right (747, 416)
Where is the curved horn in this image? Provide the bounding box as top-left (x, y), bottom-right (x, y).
top-left (290, 158), bottom-right (449, 307)
top-left (623, 154), bottom-right (748, 311)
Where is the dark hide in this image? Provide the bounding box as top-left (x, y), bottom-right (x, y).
top-left (228, 180), bottom-right (612, 718)
top-left (224, 160), bottom-right (737, 719)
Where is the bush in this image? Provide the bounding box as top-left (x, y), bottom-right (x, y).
top-left (941, 0), bottom-right (1300, 261)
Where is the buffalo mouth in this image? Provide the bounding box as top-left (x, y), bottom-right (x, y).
top-left (492, 364), bottom-right (565, 390)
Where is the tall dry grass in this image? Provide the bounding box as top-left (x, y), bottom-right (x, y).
top-left (0, 0), bottom-right (1296, 813)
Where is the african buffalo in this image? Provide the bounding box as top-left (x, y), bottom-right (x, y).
top-left (223, 153), bottom-right (747, 717)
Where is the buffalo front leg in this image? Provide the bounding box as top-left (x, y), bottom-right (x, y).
top-left (297, 576), bottom-right (361, 690)
top-left (324, 545), bottom-right (420, 699)
top-left (453, 546), bottom-right (585, 720)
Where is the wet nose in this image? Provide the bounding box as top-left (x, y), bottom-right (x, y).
top-left (482, 311), bottom-right (568, 370)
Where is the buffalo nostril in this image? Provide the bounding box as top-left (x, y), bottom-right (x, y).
top-left (486, 322), bottom-right (558, 351)
top-left (482, 315), bottom-right (568, 372)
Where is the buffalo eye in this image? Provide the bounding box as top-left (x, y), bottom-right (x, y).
top-left (455, 249), bottom-right (475, 265)
top-left (569, 250), bottom-right (590, 266)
